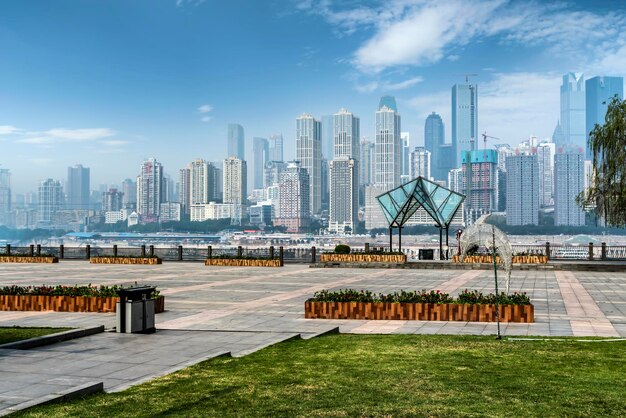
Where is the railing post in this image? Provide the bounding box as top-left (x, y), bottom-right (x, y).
top-left (364, 243), bottom-right (369, 253)
top-left (59, 244), bottom-right (64, 259)
top-left (113, 245), bottom-right (118, 258)
top-left (311, 246), bottom-right (316, 264)
top-left (36, 244), bottom-right (41, 256)
top-left (601, 242), bottom-right (606, 261)
top-left (237, 246), bottom-right (243, 258)
top-left (545, 242), bottom-right (550, 260)
top-left (279, 246), bottom-right (284, 266)
top-left (208, 245), bottom-right (212, 259)
top-left (5, 244), bottom-right (9, 256)
top-left (269, 246), bottom-right (274, 259)
top-left (29, 245), bottom-right (34, 257)
top-left (141, 245), bottom-right (146, 257)
top-left (588, 242), bottom-right (594, 261)
top-left (178, 245), bottom-right (183, 261)
top-left (149, 245), bottom-right (154, 257)
top-left (85, 244), bottom-right (91, 259)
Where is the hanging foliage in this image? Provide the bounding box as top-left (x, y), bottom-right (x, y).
top-left (579, 96), bottom-right (626, 227)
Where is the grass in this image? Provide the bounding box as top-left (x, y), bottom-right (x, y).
top-left (0, 326), bottom-right (70, 345)
top-left (14, 334), bottom-right (626, 417)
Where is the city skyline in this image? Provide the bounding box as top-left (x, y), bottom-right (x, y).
top-left (1, 0), bottom-right (626, 193)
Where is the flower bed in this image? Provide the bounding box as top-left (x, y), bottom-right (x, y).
top-left (205, 258), bottom-right (283, 267)
top-left (90, 257), bottom-right (162, 265)
top-left (0, 256), bottom-right (58, 263)
top-left (305, 289), bottom-right (533, 323)
top-left (0, 285), bottom-right (164, 313)
top-left (452, 255), bottom-right (548, 264)
top-left (320, 253), bottom-right (407, 263)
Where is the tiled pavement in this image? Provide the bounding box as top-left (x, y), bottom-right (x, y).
top-left (0, 262), bottom-right (625, 414)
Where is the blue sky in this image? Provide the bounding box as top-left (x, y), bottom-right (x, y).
top-left (1, 0), bottom-right (626, 193)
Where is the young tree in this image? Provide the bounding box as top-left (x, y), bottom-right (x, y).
top-left (579, 96), bottom-right (626, 227)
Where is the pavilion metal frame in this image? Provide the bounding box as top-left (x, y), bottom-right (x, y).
top-left (376, 177), bottom-right (465, 260)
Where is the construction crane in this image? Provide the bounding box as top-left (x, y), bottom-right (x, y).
top-left (481, 132), bottom-right (500, 215)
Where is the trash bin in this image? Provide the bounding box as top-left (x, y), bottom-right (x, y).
top-left (116, 286), bottom-right (156, 334)
top-left (418, 249), bottom-right (434, 260)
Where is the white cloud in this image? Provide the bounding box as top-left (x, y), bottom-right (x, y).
top-left (355, 76), bottom-right (423, 93)
top-left (197, 104), bottom-right (213, 113)
top-left (0, 125), bottom-right (21, 135)
top-left (201, 116), bottom-right (213, 122)
top-left (44, 128), bottom-right (115, 141)
top-left (100, 140), bottom-right (129, 147)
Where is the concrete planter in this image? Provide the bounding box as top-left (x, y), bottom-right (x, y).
top-left (0, 256), bottom-right (58, 263)
top-left (305, 301), bottom-right (534, 323)
top-left (452, 255), bottom-right (548, 264)
top-left (90, 257), bottom-right (162, 265)
top-left (205, 258), bottom-right (283, 267)
top-left (0, 295), bottom-right (165, 313)
top-left (320, 254), bottom-right (407, 263)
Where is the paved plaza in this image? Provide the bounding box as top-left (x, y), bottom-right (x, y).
top-left (0, 262), bottom-right (625, 414)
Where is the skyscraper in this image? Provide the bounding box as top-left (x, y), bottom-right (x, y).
top-left (401, 132), bottom-right (410, 182)
top-left (0, 169), bottom-right (10, 226)
top-left (227, 123), bottom-right (245, 160)
top-left (38, 178), bottom-right (63, 224)
top-left (102, 189), bottom-right (123, 212)
top-left (329, 157), bottom-right (358, 233)
top-left (189, 159), bottom-right (216, 205)
top-left (410, 147), bottom-right (431, 179)
top-left (506, 154), bottom-right (539, 226)
top-left (121, 178), bottom-right (137, 209)
top-left (554, 149), bottom-right (585, 226)
top-left (424, 112), bottom-right (446, 180)
top-left (375, 98), bottom-right (401, 191)
top-left (275, 161), bottom-right (310, 233)
top-left (321, 115), bottom-right (334, 160)
top-left (66, 164), bottom-right (90, 210)
top-left (359, 140), bottom-right (375, 186)
top-left (451, 83), bottom-right (478, 167)
top-left (223, 157), bottom-right (247, 206)
top-left (296, 113), bottom-right (322, 214)
top-left (268, 134), bottom-right (284, 162)
top-left (586, 76), bottom-right (624, 158)
top-left (537, 142), bottom-right (555, 207)
top-left (333, 108), bottom-right (360, 159)
top-left (560, 73), bottom-right (585, 148)
top-left (137, 158), bottom-right (165, 218)
top-left (253, 137), bottom-right (269, 189)
top-left (462, 150), bottom-right (498, 222)
top-left (177, 167), bottom-right (191, 215)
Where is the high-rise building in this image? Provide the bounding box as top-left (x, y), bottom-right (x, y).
top-left (296, 113), bottom-right (322, 214)
top-left (275, 161), bottom-right (310, 233)
top-left (121, 178), bottom-right (137, 209)
top-left (189, 159), bottom-right (216, 206)
top-left (410, 147), bottom-right (431, 179)
top-left (223, 157), bottom-right (247, 206)
top-left (559, 73), bottom-right (585, 148)
top-left (462, 150), bottom-right (498, 222)
top-left (333, 108), bottom-right (360, 160)
top-left (452, 83), bottom-right (478, 167)
top-left (364, 185), bottom-right (387, 230)
top-left (264, 161), bottom-right (287, 189)
top-left (178, 167), bottom-right (191, 215)
top-left (321, 115), bottom-right (334, 160)
top-left (329, 157), bottom-right (358, 233)
top-left (359, 140), bottom-right (375, 186)
top-left (38, 178), bottom-right (63, 224)
top-left (494, 144), bottom-right (513, 173)
top-left (0, 169), bottom-right (10, 226)
top-left (438, 143), bottom-right (456, 179)
top-left (448, 168), bottom-right (463, 193)
top-left (253, 137), bottom-right (269, 189)
top-left (554, 149), bottom-right (585, 226)
top-left (424, 112), bottom-right (446, 180)
top-left (375, 98), bottom-right (401, 191)
top-left (268, 134), bottom-right (284, 162)
top-left (401, 132), bottom-right (410, 182)
top-left (586, 76), bottom-right (624, 158)
top-left (137, 158), bottom-right (165, 219)
top-left (321, 158), bottom-right (329, 212)
top-left (66, 164), bottom-right (90, 210)
top-left (227, 123), bottom-right (245, 160)
top-left (102, 188), bottom-right (123, 212)
top-left (505, 155), bottom-right (539, 226)
top-left (537, 142), bottom-right (555, 207)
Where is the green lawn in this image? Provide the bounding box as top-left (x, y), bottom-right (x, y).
top-left (15, 334), bottom-right (626, 417)
top-left (0, 326), bottom-right (70, 345)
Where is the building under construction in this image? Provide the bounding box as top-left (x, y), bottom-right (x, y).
top-left (461, 149), bottom-right (499, 224)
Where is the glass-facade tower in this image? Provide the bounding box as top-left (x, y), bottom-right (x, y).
top-left (585, 76), bottom-right (623, 159)
top-left (451, 83), bottom-right (478, 168)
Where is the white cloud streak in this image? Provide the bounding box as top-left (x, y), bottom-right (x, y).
top-left (0, 125), bottom-right (21, 135)
top-left (197, 104), bottom-right (213, 113)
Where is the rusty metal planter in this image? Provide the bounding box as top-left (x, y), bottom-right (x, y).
top-left (90, 257), bottom-right (162, 265)
top-left (320, 254), bottom-right (407, 263)
top-left (0, 256), bottom-right (58, 263)
top-left (0, 295), bottom-right (165, 313)
top-left (205, 258), bottom-right (283, 267)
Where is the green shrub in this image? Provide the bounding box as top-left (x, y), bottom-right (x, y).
top-left (334, 244), bottom-right (351, 254)
top-left (0, 284), bottom-right (160, 298)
